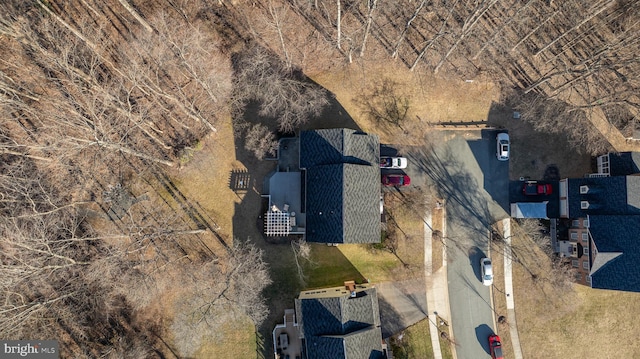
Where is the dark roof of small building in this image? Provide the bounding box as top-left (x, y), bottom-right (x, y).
top-left (588, 215), bottom-right (640, 292)
top-left (295, 287), bottom-right (383, 359)
top-left (567, 176), bottom-right (640, 217)
top-left (300, 129), bottom-right (381, 244)
top-left (608, 152), bottom-right (640, 176)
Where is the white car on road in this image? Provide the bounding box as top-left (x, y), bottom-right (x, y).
top-left (481, 258), bottom-right (493, 286)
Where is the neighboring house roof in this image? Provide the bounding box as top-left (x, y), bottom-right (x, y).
top-left (567, 176), bottom-right (640, 217)
top-left (295, 286), bottom-right (384, 359)
top-left (300, 129), bottom-right (381, 244)
top-left (608, 152), bottom-right (640, 176)
top-left (588, 215), bottom-right (640, 292)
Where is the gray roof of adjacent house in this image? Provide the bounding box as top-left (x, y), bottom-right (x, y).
top-left (608, 152), bottom-right (640, 176)
top-left (300, 129), bottom-right (381, 244)
top-left (567, 176), bottom-right (640, 218)
top-left (588, 215), bottom-right (640, 292)
top-left (295, 287), bottom-right (384, 359)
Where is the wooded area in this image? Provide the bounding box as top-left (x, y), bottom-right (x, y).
top-left (1, 0), bottom-right (639, 357)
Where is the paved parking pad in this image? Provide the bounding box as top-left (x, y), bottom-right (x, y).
top-left (376, 279), bottom-right (428, 338)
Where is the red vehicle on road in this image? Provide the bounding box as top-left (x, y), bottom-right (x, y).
top-left (489, 334), bottom-right (504, 359)
top-left (382, 174), bottom-right (411, 187)
top-left (523, 182), bottom-right (552, 196)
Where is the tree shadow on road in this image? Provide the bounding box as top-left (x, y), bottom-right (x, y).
top-left (409, 135), bottom-right (495, 254)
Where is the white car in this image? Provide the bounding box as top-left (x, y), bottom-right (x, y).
top-left (496, 133), bottom-right (510, 161)
top-left (481, 258), bottom-right (493, 286)
top-left (380, 157), bottom-right (408, 169)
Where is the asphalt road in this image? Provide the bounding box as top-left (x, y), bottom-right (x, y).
top-left (403, 129), bottom-right (510, 359)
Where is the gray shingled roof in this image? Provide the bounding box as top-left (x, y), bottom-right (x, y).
top-left (608, 152), bottom-right (640, 176)
top-left (588, 215), bottom-right (640, 292)
top-left (300, 129), bottom-right (381, 244)
top-left (304, 328), bottom-right (384, 359)
top-left (567, 176), bottom-right (640, 217)
top-left (300, 129), bottom-right (379, 169)
top-left (295, 288), bottom-right (384, 359)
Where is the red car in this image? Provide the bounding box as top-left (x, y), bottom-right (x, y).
top-left (489, 334), bottom-right (504, 359)
top-left (523, 182), bottom-right (552, 196)
top-left (382, 174), bottom-right (411, 187)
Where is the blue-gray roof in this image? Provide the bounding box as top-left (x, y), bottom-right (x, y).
top-left (295, 288), bottom-right (384, 359)
top-left (588, 215), bottom-right (640, 292)
top-left (567, 176), bottom-right (640, 217)
top-left (305, 328), bottom-right (384, 359)
top-left (300, 129), bottom-right (379, 169)
top-left (608, 152), bottom-right (640, 176)
top-left (300, 129), bottom-right (381, 244)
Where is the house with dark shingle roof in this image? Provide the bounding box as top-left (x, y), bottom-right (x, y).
top-left (272, 282), bottom-right (386, 359)
top-left (553, 152), bottom-right (640, 291)
top-left (263, 128), bottom-right (381, 243)
top-left (586, 215), bottom-right (640, 292)
top-left (300, 129), bottom-right (380, 244)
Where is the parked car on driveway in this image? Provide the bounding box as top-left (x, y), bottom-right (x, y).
top-left (489, 334), bottom-right (504, 359)
top-left (481, 258), bottom-right (493, 286)
top-left (523, 182), bottom-right (552, 195)
top-left (382, 174), bottom-right (410, 187)
top-left (380, 156), bottom-right (408, 169)
top-left (496, 133), bottom-right (510, 161)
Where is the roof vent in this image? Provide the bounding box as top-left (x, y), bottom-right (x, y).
top-left (580, 185), bottom-right (589, 194)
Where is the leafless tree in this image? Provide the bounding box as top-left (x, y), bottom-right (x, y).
top-left (391, 0), bottom-right (428, 59)
top-left (265, 0), bottom-right (293, 68)
top-left (171, 242), bottom-right (272, 356)
top-left (0, 8), bottom-right (232, 169)
top-left (0, 187), bottom-right (148, 356)
top-left (433, 0), bottom-right (499, 73)
top-left (336, 0), bottom-right (342, 50)
top-left (512, 92), bottom-right (611, 155)
top-left (291, 238), bottom-right (312, 285)
top-left (359, 0), bottom-right (379, 57)
top-left (244, 124), bottom-right (278, 160)
top-left (233, 46), bottom-right (329, 133)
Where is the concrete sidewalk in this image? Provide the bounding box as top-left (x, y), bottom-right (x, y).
top-left (502, 219), bottom-right (524, 359)
top-left (424, 206), bottom-right (455, 359)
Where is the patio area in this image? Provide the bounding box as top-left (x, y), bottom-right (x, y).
top-left (272, 309), bottom-right (303, 359)
top-left (263, 171), bottom-right (306, 236)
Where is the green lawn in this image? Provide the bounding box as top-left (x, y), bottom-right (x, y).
top-left (390, 320), bottom-right (433, 359)
top-left (303, 243), bottom-right (403, 289)
top-left (390, 318), bottom-right (454, 359)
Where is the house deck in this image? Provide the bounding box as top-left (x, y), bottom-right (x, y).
top-left (272, 309), bottom-right (302, 359)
